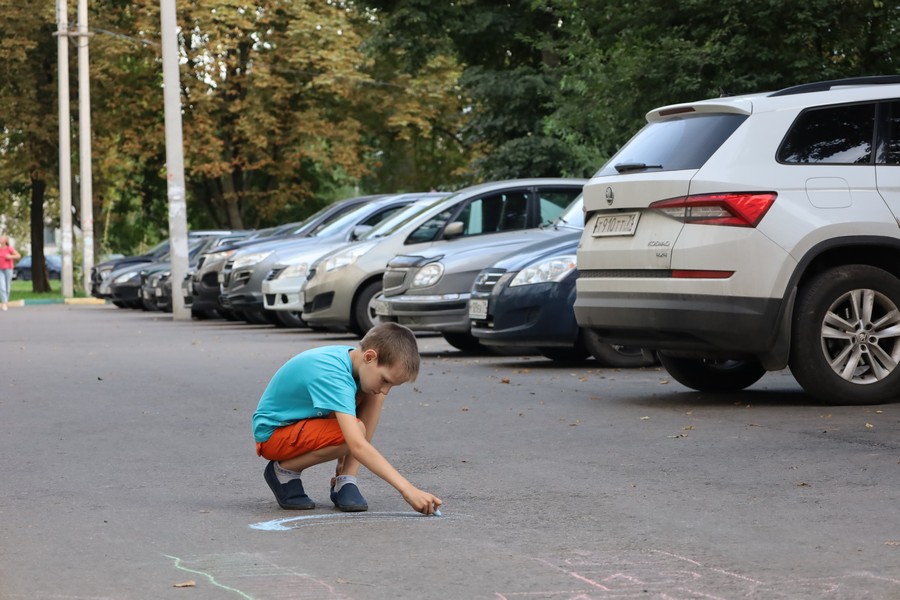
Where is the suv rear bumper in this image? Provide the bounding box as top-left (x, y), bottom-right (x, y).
top-left (574, 289), bottom-right (783, 356)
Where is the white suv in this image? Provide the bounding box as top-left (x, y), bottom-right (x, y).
top-left (575, 76), bottom-right (900, 405)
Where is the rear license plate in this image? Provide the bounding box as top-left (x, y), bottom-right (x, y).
top-left (468, 299), bottom-right (488, 320)
top-left (592, 212), bottom-right (640, 237)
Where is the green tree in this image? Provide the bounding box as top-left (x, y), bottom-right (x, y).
top-left (0, 0), bottom-right (62, 292)
top-left (540, 0), bottom-right (900, 171)
top-left (358, 0), bottom-right (582, 180)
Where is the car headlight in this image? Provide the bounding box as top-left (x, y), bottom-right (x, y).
top-left (204, 250), bottom-right (234, 264)
top-left (412, 262), bottom-right (444, 288)
top-left (114, 271), bottom-right (140, 284)
top-left (279, 263), bottom-right (309, 279)
top-left (509, 254), bottom-right (576, 287)
top-left (321, 242), bottom-right (376, 273)
top-left (231, 251), bottom-right (272, 270)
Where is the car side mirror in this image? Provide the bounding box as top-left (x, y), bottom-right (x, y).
top-left (443, 221), bottom-right (465, 239)
top-left (351, 225), bottom-right (373, 241)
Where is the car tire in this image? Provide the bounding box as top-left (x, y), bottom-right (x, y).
top-left (242, 309), bottom-right (271, 325)
top-left (350, 280), bottom-right (383, 337)
top-left (790, 265), bottom-right (900, 405)
top-left (537, 346), bottom-right (591, 363)
top-left (581, 328), bottom-right (657, 368)
top-left (191, 307), bottom-right (217, 320)
top-left (274, 310), bottom-right (306, 328)
top-left (442, 331), bottom-right (486, 353)
top-left (657, 354), bottom-right (766, 392)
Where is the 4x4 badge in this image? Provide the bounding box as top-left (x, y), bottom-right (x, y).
top-left (605, 187), bottom-right (614, 206)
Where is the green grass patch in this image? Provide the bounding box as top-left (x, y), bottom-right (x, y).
top-left (10, 280), bottom-right (65, 302)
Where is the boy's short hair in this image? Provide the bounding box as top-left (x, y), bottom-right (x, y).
top-left (360, 322), bottom-right (420, 381)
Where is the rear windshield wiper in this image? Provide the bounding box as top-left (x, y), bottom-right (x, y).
top-left (614, 162), bottom-right (663, 173)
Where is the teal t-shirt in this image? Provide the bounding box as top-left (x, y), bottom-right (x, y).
top-left (252, 345), bottom-right (358, 443)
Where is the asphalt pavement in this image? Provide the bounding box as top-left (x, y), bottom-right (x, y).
top-left (2, 303), bottom-right (900, 599)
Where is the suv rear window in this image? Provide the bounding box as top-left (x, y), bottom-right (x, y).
top-left (594, 113), bottom-right (747, 177)
top-left (777, 103), bottom-right (875, 165)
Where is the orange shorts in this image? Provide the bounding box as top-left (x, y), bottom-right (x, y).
top-left (256, 415), bottom-right (347, 461)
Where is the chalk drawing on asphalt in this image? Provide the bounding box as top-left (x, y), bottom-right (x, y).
top-left (493, 549), bottom-right (900, 600)
top-left (165, 552), bottom-right (353, 600)
top-left (249, 510), bottom-right (459, 531)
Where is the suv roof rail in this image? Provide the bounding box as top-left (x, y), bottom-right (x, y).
top-left (769, 75), bottom-right (900, 97)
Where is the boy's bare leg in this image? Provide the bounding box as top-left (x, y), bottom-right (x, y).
top-left (279, 444), bottom-right (346, 473)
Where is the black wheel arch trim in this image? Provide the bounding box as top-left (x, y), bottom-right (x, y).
top-left (766, 234), bottom-right (900, 370)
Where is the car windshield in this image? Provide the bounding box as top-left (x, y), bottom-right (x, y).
top-left (546, 194), bottom-right (585, 230)
top-left (145, 239), bottom-right (171, 258)
top-left (360, 197), bottom-right (451, 240)
top-left (307, 202), bottom-right (377, 237)
top-left (160, 239), bottom-right (208, 261)
top-left (594, 113), bottom-right (748, 177)
top-left (290, 202), bottom-right (349, 236)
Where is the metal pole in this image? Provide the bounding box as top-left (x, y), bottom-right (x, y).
top-left (77, 0), bottom-right (94, 295)
top-left (56, 0), bottom-right (74, 298)
top-left (159, 0), bottom-right (189, 319)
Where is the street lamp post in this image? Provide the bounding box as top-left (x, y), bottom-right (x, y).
top-left (56, 0), bottom-right (74, 298)
top-left (159, 0), bottom-right (190, 320)
top-left (77, 0), bottom-right (94, 295)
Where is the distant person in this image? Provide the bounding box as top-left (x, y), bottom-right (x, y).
top-left (0, 235), bottom-right (22, 311)
top-left (252, 322), bottom-right (442, 514)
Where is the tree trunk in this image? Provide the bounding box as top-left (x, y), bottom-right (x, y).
top-left (30, 175), bottom-right (50, 293)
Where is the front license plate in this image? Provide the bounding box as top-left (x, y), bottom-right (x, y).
top-left (592, 212), bottom-right (640, 237)
top-left (217, 272), bottom-right (225, 283)
top-left (374, 299), bottom-right (391, 316)
top-left (468, 299), bottom-right (488, 320)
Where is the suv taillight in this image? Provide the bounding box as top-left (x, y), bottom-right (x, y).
top-left (650, 192), bottom-right (776, 227)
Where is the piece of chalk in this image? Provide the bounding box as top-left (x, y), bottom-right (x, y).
top-left (433, 508), bottom-right (442, 517)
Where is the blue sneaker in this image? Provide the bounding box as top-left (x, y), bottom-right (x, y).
top-left (264, 461), bottom-right (315, 510)
top-left (330, 482), bottom-right (368, 512)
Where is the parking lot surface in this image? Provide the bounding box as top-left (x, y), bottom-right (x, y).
top-left (2, 304), bottom-right (900, 599)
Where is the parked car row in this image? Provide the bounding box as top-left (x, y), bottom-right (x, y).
top-left (88, 76), bottom-right (900, 403)
top-left (94, 181), bottom-right (656, 368)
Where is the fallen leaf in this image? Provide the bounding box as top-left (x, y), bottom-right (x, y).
top-left (866, 423), bottom-right (874, 429)
top-left (884, 540), bottom-right (900, 546)
top-left (683, 425), bottom-right (695, 431)
top-left (173, 581), bottom-right (196, 588)
top-left (461, 407), bottom-right (469, 412)
top-left (796, 482), bottom-right (810, 487)
top-left (500, 378), bottom-right (510, 384)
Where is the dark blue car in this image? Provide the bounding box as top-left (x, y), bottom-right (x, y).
top-left (469, 234), bottom-right (655, 367)
top-left (14, 255), bottom-right (62, 281)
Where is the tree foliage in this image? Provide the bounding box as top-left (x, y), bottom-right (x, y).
top-left (0, 0), bottom-right (61, 291)
top-left (1, 0), bottom-right (900, 260)
top-left (539, 0), bottom-right (900, 171)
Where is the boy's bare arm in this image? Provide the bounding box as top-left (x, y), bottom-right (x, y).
top-left (334, 411), bottom-right (441, 514)
top-left (355, 392), bottom-right (384, 441)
